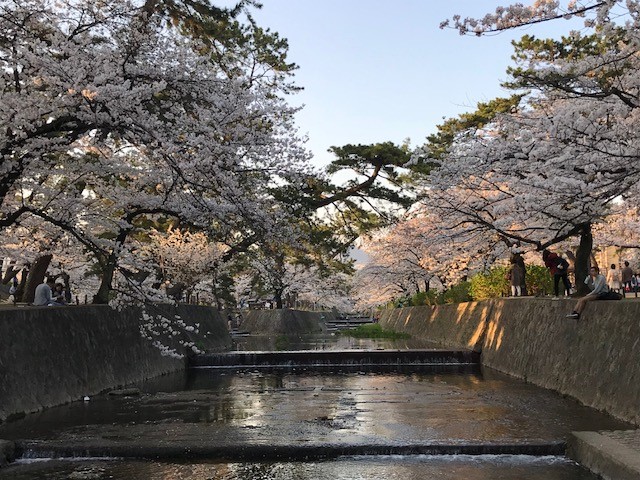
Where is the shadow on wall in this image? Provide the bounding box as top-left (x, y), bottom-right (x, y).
top-left (380, 298), bottom-right (640, 426)
top-left (380, 302), bottom-right (492, 352)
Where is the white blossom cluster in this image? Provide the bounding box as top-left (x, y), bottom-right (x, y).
top-left (440, 1), bottom-right (629, 36)
top-left (0, 0), bottom-right (318, 351)
top-left (139, 309), bottom-right (202, 359)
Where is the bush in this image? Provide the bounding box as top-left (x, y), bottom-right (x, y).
top-left (525, 264), bottom-right (553, 296)
top-left (389, 264), bottom-right (550, 307)
top-left (396, 283), bottom-right (472, 307)
top-left (469, 264), bottom-right (554, 300)
top-left (410, 291), bottom-right (429, 306)
top-left (441, 281), bottom-right (472, 303)
top-left (469, 266), bottom-right (510, 300)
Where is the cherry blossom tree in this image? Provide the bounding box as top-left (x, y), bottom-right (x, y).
top-left (0, 0), bottom-right (315, 302)
top-left (415, 2), bottom-right (640, 290)
top-left (441, 1), bottom-right (634, 36)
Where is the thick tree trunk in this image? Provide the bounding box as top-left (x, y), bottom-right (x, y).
top-left (93, 254), bottom-right (116, 304)
top-left (575, 223), bottom-right (593, 296)
top-left (93, 227), bottom-right (131, 304)
top-left (22, 254), bottom-right (52, 303)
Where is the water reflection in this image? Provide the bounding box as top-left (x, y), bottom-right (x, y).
top-left (0, 369), bottom-right (628, 447)
top-left (231, 334), bottom-right (441, 352)
top-left (0, 456), bottom-right (600, 480)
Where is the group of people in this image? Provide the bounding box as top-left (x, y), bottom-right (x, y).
top-left (34, 278), bottom-right (71, 307)
top-left (508, 248), bottom-right (634, 320)
top-left (542, 250), bottom-right (572, 298)
top-left (605, 261), bottom-right (639, 295)
top-left (541, 250), bottom-right (632, 320)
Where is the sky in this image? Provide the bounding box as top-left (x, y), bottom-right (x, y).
top-left (247, 1), bottom-right (587, 168)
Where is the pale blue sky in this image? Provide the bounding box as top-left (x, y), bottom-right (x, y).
top-left (250, 1), bottom-right (586, 167)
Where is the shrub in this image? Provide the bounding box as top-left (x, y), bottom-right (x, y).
top-left (525, 264), bottom-right (553, 296)
top-left (469, 266), bottom-right (510, 300)
top-left (441, 281), bottom-right (472, 303)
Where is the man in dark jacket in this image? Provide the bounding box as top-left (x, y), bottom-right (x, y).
top-left (543, 250), bottom-right (571, 298)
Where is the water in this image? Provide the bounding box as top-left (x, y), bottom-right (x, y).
top-left (0, 335), bottom-right (630, 479)
top-left (231, 333), bottom-right (441, 351)
top-left (0, 366), bottom-right (629, 478)
top-left (1, 455), bottom-right (598, 479)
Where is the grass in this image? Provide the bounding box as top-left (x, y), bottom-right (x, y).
top-left (339, 323), bottom-right (410, 339)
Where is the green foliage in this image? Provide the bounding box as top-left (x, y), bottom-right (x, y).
top-left (525, 264), bottom-right (553, 297)
top-left (441, 281), bottom-right (473, 304)
top-left (418, 95), bottom-right (524, 165)
top-left (391, 282), bottom-right (472, 308)
top-left (340, 323), bottom-right (410, 340)
top-left (409, 291), bottom-right (430, 306)
top-left (469, 266), bottom-right (510, 301)
top-left (468, 264), bottom-right (555, 300)
top-left (505, 29), bottom-right (630, 94)
top-left (388, 265), bottom-right (551, 306)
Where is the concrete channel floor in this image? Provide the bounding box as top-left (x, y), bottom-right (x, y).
top-left (0, 344), bottom-right (638, 479)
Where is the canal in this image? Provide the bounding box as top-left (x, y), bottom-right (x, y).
top-left (0, 334), bottom-right (630, 479)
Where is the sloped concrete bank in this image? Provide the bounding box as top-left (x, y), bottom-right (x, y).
top-left (0, 304), bottom-right (230, 424)
top-left (240, 309), bottom-right (334, 335)
top-left (379, 298), bottom-right (640, 426)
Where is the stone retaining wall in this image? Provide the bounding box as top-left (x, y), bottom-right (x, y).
top-left (378, 303), bottom-right (492, 352)
top-left (379, 298), bottom-right (640, 426)
top-left (240, 309), bottom-right (334, 335)
top-left (0, 304), bottom-right (230, 423)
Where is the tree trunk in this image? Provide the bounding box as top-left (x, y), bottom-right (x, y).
top-left (211, 272), bottom-right (224, 311)
top-left (575, 223), bottom-right (593, 296)
top-left (22, 254), bottom-right (52, 303)
top-left (93, 227), bottom-right (131, 304)
top-left (93, 254), bottom-right (116, 304)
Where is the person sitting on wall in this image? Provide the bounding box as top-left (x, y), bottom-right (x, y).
top-left (566, 266), bottom-right (617, 319)
top-left (52, 283), bottom-right (68, 305)
top-left (33, 278), bottom-right (65, 306)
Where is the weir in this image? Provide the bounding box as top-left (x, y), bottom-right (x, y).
top-left (190, 349), bottom-right (481, 371)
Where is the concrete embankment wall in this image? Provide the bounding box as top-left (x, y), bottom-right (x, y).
top-left (240, 309), bottom-right (334, 335)
top-left (379, 298), bottom-right (640, 426)
top-left (378, 303), bottom-right (492, 352)
top-left (0, 304), bottom-right (230, 423)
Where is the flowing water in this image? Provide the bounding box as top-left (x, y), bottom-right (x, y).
top-left (0, 334), bottom-right (629, 479)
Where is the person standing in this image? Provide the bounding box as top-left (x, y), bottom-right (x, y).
top-left (606, 263), bottom-right (621, 294)
top-left (566, 266), bottom-right (611, 319)
top-left (543, 250), bottom-right (571, 298)
top-left (621, 261), bottom-right (633, 296)
top-left (509, 255), bottom-right (524, 297)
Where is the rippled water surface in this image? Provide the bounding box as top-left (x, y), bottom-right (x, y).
top-left (1, 455), bottom-right (599, 480)
top-left (0, 333), bottom-right (629, 479)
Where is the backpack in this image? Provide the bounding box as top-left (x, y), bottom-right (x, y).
top-left (602, 290), bottom-right (623, 300)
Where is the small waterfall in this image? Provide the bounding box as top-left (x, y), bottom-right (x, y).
top-left (190, 349), bottom-right (481, 373)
